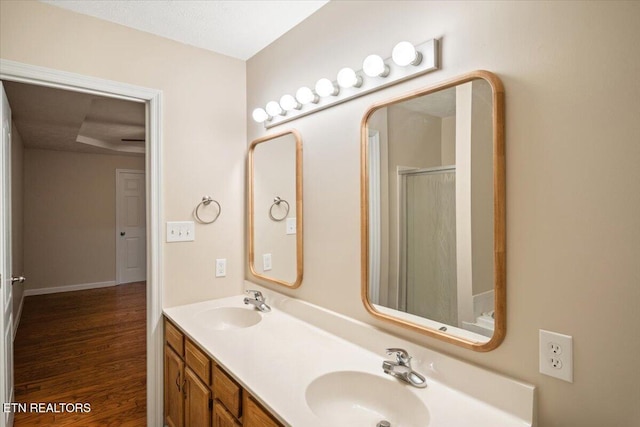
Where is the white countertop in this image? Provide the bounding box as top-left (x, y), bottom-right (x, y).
top-left (163, 283), bottom-right (535, 427)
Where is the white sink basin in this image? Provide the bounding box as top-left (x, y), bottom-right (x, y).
top-left (305, 371), bottom-right (430, 426)
top-left (194, 307), bottom-right (261, 331)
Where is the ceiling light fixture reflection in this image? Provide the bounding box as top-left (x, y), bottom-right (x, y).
top-left (362, 54), bottom-right (390, 78)
top-left (392, 41), bottom-right (422, 66)
top-left (315, 78), bottom-right (339, 97)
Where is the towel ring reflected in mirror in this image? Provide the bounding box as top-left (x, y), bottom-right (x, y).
top-left (269, 196), bottom-right (289, 221)
top-left (195, 196), bottom-right (221, 224)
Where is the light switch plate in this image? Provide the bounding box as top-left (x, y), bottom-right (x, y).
top-left (286, 217), bottom-right (296, 235)
top-left (539, 329), bottom-right (573, 382)
top-left (166, 221), bottom-right (195, 242)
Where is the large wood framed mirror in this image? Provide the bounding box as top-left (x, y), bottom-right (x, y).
top-left (361, 71), bottom-right (505, 351)
top-left (248, 129), bottom-right (303, 288)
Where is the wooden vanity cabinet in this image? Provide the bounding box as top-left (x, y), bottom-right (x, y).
top-left (164, 317), bottom-right (284, 427)
top-left (164, 319), bottom-right (212, 427)
top-left (243, 394), bottom-right (282, 427)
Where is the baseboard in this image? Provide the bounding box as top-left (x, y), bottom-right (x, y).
top-left (13, 292), bottom-right (24, 341)
top-left (24, 280), bottom-right (117, 297)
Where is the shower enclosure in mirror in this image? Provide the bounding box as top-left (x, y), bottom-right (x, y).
top-left (248, 130), bottom-right (303, 288)
top-left (361, 71), bottom-right (505, 351)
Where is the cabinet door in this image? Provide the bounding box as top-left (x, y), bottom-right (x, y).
top-left (184, 367), bottom-right (212, 427)
top-left (243, 393), bottom-right (283, 427)
top-left (165, 345), bottom-right (185, 427)
top-left (213, 401), bottom-right (241, 427)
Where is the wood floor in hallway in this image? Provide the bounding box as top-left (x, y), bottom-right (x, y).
top-left (12, 282), bottom-right (147, 426)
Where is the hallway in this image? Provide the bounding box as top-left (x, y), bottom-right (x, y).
top-left (13, 282), bottom-right (146, 426)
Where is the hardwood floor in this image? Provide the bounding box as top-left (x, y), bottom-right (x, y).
top-left (13, 282), bottom-right (147, 426)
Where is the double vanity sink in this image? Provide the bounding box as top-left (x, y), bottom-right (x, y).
top-left (163, 283), bottom-right (535, 426)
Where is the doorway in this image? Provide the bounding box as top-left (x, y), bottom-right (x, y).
top-left (0, 59), bottom-right (163, 427)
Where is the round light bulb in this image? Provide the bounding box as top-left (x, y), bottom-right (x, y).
top-left (392, 41), bottom-right (422, 66)
top-left (362, 54), bottom-right (389, 77)
top-left (336, 67), bottom-right (363, 88)
top-left (265, 101), bottom-right (284, 117)
top-left (252, 107), bottom-right (270, 123)
top-left (315, 78), bottom-right (339, 97)
top-left (296, 86), bottom-right (318, 105)
top-left (280, 94), bottom-right (301, 111)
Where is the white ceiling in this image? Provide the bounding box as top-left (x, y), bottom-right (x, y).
top-left (3, 81), bottom-right (146, 156)
top-left (39, 0), bottom-right (329, 60)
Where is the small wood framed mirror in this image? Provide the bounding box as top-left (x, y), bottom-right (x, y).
top-left (248, 130), bottom-right (303, 288)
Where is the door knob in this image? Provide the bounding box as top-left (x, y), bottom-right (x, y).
top-left (120, 231), bottom-right (126, 236)
top-left (11, 276), bottom-right (26, 284)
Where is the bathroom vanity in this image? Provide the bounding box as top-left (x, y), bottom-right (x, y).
top-left (164, 317), bottom-right (283, 427)
top-left (163, 283), bottom-right (535, 427)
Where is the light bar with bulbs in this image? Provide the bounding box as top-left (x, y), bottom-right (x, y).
top-left (252, 38), bottom-right (439, 128)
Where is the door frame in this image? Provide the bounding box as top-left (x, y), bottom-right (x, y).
top-left (116, 169), bottom-right (146, 285)
top-left (0, 59), bottom-right (164, 426)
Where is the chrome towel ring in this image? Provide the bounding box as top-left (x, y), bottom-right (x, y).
top-left (195, 196), bottom-right (221, 224)
top-left (269, 196), bottom-right (289, 222)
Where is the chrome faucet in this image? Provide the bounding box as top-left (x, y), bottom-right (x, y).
top-left (382, 348), bottom-right (427, 388)
top-left (243, 290), bottom-right (271, 312)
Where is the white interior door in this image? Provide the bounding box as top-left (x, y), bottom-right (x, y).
top-left (116, 169), bottom-right (146, 284)
top-left (0, 82), bottom-right (14, 427)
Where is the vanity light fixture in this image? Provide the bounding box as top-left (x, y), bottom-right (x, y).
top-left (362, 54), bottom-right (390, 78)
top-left (253, 38), bottom-right (439, 127)
top-left (392, 41), bottom-right (422, 67)
top-left (265, 100), bottom-right (284, 117)
top-left (336, 67), bottom-right (363, 88)
top-left (295, 86), bottom-right (319, 105)
top-left (280, 94), bottom-right (302, 111)
top-left (252, 107), bottom-right (271, 123)
top-left (315, 78), bottom-right (339, 97)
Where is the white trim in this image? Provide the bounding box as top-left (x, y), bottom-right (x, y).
top-left (367, 131), bottom-right (381, 304)
top-left (0, 58), bottom-right (164, 427)
top-left (12, 292), bottom-right (23, 341)
top-left (23, 281), bottom-right (116, 297)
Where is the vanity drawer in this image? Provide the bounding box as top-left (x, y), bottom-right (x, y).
top-left (244, 393), bottom-right (283, 427)
top-left (164, 318), bottom-right (184, 356)
top-left (213, 365), bottom-right (242, 419)
top-left (185, 339), bottom-right (211, 385)
top-left (213, 400), bottom-right (241, 427)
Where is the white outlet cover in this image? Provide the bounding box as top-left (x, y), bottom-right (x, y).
top-left (215, 258), bottom-right (226, 277)
top-left (539, 329), bottom-right (573, 382)
top-left (263, 253), bottom-right (272, 271)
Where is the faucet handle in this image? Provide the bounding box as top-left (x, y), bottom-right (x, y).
top-left (245, 290), bottom-right (264, 301)
top-left (386, 348), bottom-right (411, 365)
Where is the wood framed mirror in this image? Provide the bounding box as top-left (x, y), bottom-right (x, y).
top-left (360, 71), bottom-right (505, 351)
top-left (248, 129), bottom-right (303, 288)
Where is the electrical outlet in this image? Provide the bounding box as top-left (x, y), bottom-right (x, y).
top-left (263, 253), bottom-right (272, 271)
top-left (539, 329), bottom-right (573, 382)
top-left (215, 258), bottom-right (226, 278)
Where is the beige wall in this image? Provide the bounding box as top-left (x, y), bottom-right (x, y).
top-left (0, 0), bottom-right (247, 306)
top-left (247, 1), bottom-right (640, 426)
top-left (23, 149), bottom-right (144, 290)
top-left (11, 122), bottom-right (23, 323)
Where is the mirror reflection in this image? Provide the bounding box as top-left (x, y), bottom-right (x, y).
top-left (362, 72), bottom-right (505, 350)
top-left (249, 130), bottom-right (303, 288)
